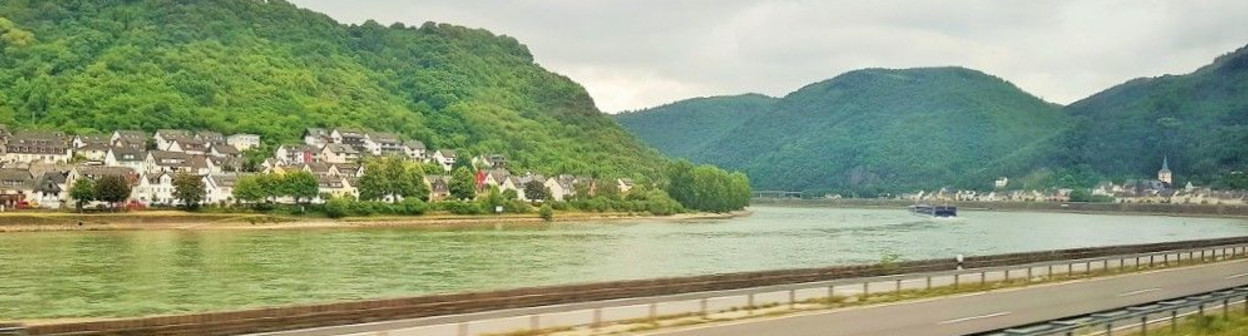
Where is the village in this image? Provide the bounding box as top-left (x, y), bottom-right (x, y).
top-left (898, 158), bottom-right (1248, 205)
top-left (0, 124), bottom-right (634, 210)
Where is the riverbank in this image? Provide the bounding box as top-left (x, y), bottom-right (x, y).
top-left (0, 210), bottom-right (751, 233)
top-left (752, 198), bottom-right (1248, 218)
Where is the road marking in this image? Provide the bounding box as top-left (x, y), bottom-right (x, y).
top-left (938, 311), bottom-right (1011, 325)
top-left (1227, 272), bottom-right (1248, 279)
top-left (1117, 288), bottom-right (1162, 297)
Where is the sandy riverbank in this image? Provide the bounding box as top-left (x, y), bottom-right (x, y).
top-left (0, 210), bottom-right (751, 233)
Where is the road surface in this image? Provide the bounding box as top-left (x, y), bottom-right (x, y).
top-left (647, 258), bottom-right (1248, 336)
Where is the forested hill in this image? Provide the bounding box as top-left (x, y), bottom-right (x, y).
top-left (613, 94), bottom-right (776, 158)
top-left (1062, 45), bottom-right (1248, 188)
top-left (0, 0), bottom-right (661, 177)
top-left (620, 67), bottom-right (1069, 195)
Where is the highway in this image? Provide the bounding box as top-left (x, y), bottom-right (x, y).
top-left (647, 258), bottom-right (1248, 336)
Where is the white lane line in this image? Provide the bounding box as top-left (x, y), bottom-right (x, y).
top-left (937, 311), bottom-right (1011, 325)
top-left (1117, 287), bottom-right (1162, 297)
top-left (1227, 272), bottom-right (1248, 279)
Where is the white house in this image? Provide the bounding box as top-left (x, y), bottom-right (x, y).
top-left (317, 176), bottom-right (357, 200)
top-left (166, 139), bottom-right (208, 155)
top-left (364, 132), bottom-right (404, 156)
top-left (204, 174), bottom-right (243, 205)
top-left (135, 172), bottom-right (175, 205)
top-left (276, 144), bottom-right (319, 165)
top-left (303, 128), bottom-right (331, 147)
top-left (154, 129), bottom-right (193, 151)
top-left (404, 141), bottom-right (427, 161)
top-left (74, 144), bottom-right (112, 162)
top-left (106, 148), bottom-right (148, 173)
top-left (226, 134), bottom-right (261, 151)
top-left (432, 149), bottom-right (457, 172)
top-left (111, 130), bottom-right (147, 148)
top-left (72, 135), bottom-right (110, 148)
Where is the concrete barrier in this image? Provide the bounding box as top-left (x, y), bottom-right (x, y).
top-left (21, 236), bottom-right (1248, 336)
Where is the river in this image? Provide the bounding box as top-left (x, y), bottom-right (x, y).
top-left (2, 206), bottom-right (1248, 320)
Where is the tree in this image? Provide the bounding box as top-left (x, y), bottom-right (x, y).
top-left (233, 175), bottom-right (265, 204)
top-left (523, 180), bottom-right (546, 202)
top-left (173, 172), bottom-right (205, 209)
top-left (665, 161), bottom-right (751, 213)
top-left (95, 175), bottom-right (132, 210)
top-left (449, 167), bottom-right (477, 200)
top-left (69, 178), bottom-right (96, 212)
top-left (282, 171), bottom-right (320, 204)
top-left (539, 203), bottom-right (554, 222)
top-left (596, 178), bottom-right (622, 201)
top-left (358, 157), bottom-right (428, 202)
top-left (481, 185), bottom-right (505, 213)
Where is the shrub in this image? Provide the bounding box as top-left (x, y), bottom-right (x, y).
top-left (503, 200), bottom-right (532, 214)
top-left (539, 204), bottom-right (554, 222)
top-left (443, 201), bottom-right (484, 215)
top-left (324, 197), bottom-right (351, 219)
top-left (398, 198), bottom-right (429, 216)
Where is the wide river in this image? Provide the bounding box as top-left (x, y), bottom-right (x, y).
top-left (3, 206), bottom-right (1248, 320)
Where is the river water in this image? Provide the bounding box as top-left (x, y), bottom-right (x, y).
top-left (2, 206), bottom-right (1248, 320)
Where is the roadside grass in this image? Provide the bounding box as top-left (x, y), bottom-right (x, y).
top-left (1140, 313), bottom-right (1248, 336)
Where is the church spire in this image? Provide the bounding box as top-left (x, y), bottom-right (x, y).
top-left (1161, 156), bottom-right (1170, 171)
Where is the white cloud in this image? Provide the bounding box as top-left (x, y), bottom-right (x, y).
top-left (288, 0), bottom-right (1248, 112)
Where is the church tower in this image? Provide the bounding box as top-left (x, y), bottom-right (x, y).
top-left (1158, 156), bottom-right (1173, 185)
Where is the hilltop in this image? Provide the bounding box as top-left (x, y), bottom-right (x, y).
top-left (620, 67), bottom-right (1069, 195)
top-left (1062, 45), bottom-right (1248, 188)
top-left (614, 94), bottom-right (777, 158)
top-left (0, 0), bottom-right (660, 177)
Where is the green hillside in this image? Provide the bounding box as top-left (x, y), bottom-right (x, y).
top-left (1063, 45), bottom-right (1248, 188)
top-left (614, 94), bottom-right (776, 157)
top-left (0, 0), bottom-right (660, 177)
top-left (624, 67), bottom-right (1069, 195)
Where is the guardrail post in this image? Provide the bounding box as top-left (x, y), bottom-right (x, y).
top-left (700, 298), bottom-right (708, 318)
top-left (926, 276), bottom-right (932, 290)
top-left (1171, 310), bottom-right (1178, 331)
top-left (1004, 269), bottom-right (1010, 281)
top-left (954, 274), bottom-right (960, 288)
top-left (1086, 261), bottom-right (1092, 274)
top-left (593, 308), bottom-right (602, 329)
top-left (789, 289), bottom-right (796, 309)
top-left (1047, 264), bottom-right (1053, 278)
top-left (1140, 316), bottom-right (1148, 335)
top-left (1026, 267), bottom-right (1032, 282)
top-left (894, 279), bottom-right (901, 293)
top-left (1199, 303), bottom-right (1205, 316)
top-left (649, 302), bottom-right (657, 320)
top-left (828, 285), bottom-right (835, 301)
top-left (1150, 255), bottom-right (1155, 267)
top-left (1103, 259), bottom-right (1108, 272)
top-left (980, 271), bottom-right (986, 285)
top-left (863, 281), bottom-right (869, 295)
top-left (1068, 262), bottom-right (1073, 276)
top-left (1244, 295), bottom-right (1247, 314)
top-left (747, 293), bottom-right (755, 314)
top-left (1224, 299), bottom-right (1230, 318)
top-left (1105, 321), bottom-right (1113, 335)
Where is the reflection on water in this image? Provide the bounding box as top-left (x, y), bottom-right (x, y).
top-left (1, 206), bottom-right (1247, 320)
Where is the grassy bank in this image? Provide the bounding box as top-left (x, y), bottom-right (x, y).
top-left (0, 210), bottom-right (749, 233)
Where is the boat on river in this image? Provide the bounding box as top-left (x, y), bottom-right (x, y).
top-left (909, 204), bottom-right (957, 218)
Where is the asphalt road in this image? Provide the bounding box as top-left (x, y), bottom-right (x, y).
top-left (647, 259), bottom-right (1248, 336)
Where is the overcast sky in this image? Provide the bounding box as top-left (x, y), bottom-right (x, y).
top-left (289, 0), bottom-right (1248, 113)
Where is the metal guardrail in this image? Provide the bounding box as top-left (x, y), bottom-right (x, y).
top-left (0, 325), bottom-right (26, 336)
top-left (252, 243), bottom-right (1248, 336)
top-left (978, 286), bottom-right (1248, 336)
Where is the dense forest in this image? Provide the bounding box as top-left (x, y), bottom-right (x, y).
top-left (621, 67), bottom-right (1069, 196)
top-left (0, 0), bottom-right (662, 178)
top-left (1062, 45), bottom-right (1248, 189)
top-left (614, 94), bottom-right (777, 158)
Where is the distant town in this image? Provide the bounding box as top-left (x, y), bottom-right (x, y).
top-left (0, 125), bottom-right (631, 210)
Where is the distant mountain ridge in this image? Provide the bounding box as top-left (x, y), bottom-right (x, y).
top-left (614, 94), bottom-right (776, 158)
top-left (620, 44), bottom-right (1248, 194)
top-left (618, 67), bottom-right (1069, 195)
